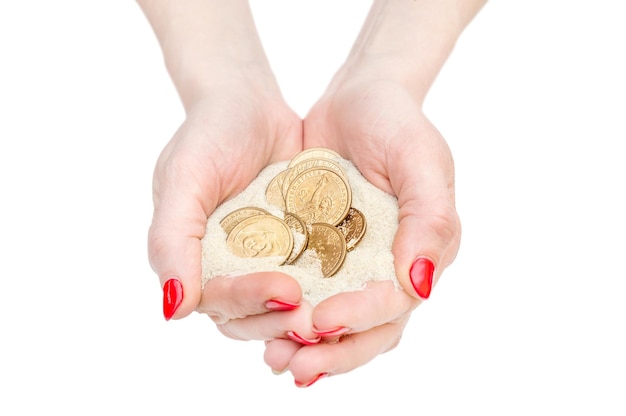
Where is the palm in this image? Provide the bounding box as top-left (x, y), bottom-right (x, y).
top-left (304, 80), bottom-right (454, 201)
top-left (154, 95), bottom-right (302, 217)
top-left (149, 92), bottom-right (302, 318)
top-left (264, 79), bottom-right (463, 384)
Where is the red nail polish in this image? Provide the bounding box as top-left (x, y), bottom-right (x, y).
top-left (295, 372), bottom-right (329, 388)
top-left (286, 331), bottom-right (321, 345)
top-left (312, 326), bottom-right (350, 337)
top-left (163, 278), bottom-right (183, 321)
top-left (265, 299), bottom-right (300, 311)
top-left (409, 258), bottom-right (434, 299)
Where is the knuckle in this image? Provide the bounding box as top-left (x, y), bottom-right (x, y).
top-left (421, 202), bottom-right (460, 247)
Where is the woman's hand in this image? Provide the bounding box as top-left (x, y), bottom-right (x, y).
top-left (138, 1), bottom-right (308, 331)
top-left (263, 75), bottom-right (461, 385)
top-left (260, 0), bottom-right (487, 385)
top-left (149, 83), bottom-right (303, 320)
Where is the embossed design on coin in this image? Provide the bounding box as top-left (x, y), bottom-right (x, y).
top-left (336, 207), bottom-right (367, 251)
top-left (287, 147), bottom-right (342, 168)
top-left (284, 167), bottom-right (351, 226)
top-left (226, 215), bottom-right (293, 264)
top-left (283, 212), bottom-right (309, 264)
top-left (220, 207), bottom-right (272, 235)
top-left (281, 157), bottom-right (348, 199)
top-left (307, 223), bottom-right (347, 277)
top-left (222, 147), bottom-right (369, 278)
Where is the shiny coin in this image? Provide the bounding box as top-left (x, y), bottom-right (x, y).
top-left (336, 207), bottom-right (367, 251)
top-left (265, 169), bottom-right (288, 210)
top-left (284, 167), bottom-right (352, 226)
top-left (283, 212), bottom-right (309, 265)
top-left (288, 147), bottom-right (342, 168)
top-left (281, 157), bottom-right (348, 199)
top-left (307, 223), bottom-right (347, 277)
top-left (220, 207), bottom-right (272, 235)
top-left (226, 215), bottom-right (293, 264)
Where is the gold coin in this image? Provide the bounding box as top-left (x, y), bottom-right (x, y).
top-left (283, 212), bottom-right (309, 265)
top-left (288, 147), bottom-right (342, 168)
top-left (226, 215), bottom-right (293, 264)
top-left (336, 207), bottom-right (367, 251)
top-left (265, 169), bottom-right (288, 210)
top-left (307, 223), bottom-right (347, 277)
top-left (284, 167), bottom-right (352, 226)
top-left (281, 157), bottom-right (348, 199)
top-left (220, 207), bottom-right (272, 235)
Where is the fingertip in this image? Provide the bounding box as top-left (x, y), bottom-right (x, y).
top-left (395, 251), bottom-right (438, 301)
top-left (392, 216), bottom-right (442, 301)
top-left (408, 257), bottom-right (435, 300)
top-left (259, 271), bottom-right (304, 306)
top-left (161, 276), bottom-right (202, 321)
top-left (162, 278), bottom-right (183, 320)
top-left (264, 338), bottom-right (301, 373)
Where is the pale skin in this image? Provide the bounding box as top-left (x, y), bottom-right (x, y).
top-left (137, 0), bottom-right (486, 387)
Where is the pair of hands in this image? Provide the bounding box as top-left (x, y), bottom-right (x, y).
top-left (148, 64), bottom-right (461, 387)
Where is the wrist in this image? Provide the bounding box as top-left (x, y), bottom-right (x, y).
top-left (139, 0), bottom-right (280, 111)
top-left (172, 57), bottom-right (280, 112)
top-left (328, 0), bottom-right (485, 104)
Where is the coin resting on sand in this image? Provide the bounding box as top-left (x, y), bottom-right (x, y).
top-left (307, 223), bottom-right (347, 278)
top-left (220, 207), bottom-right (272, 235)
top-left (281, 157), bottom-right (347, 199)
top-left (284, 167), bottom-right (351, 227)
top-left (283, 212), bottom-right (308, 265)
top-left (226, 214), bottom-right (293, 264)
top-left (222, 148), bottom-right (367, 277)
top-left (287, 147), bottom-right (342, 168)
top-left (336, 207), bottom-right (367, 252)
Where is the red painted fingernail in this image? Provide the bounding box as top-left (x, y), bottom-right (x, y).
top-left (312, 326), bottom-right (350, 337)
top-left (295, 372), bottom-right (329, 388)
top-left (163, 278), bottom-right (183, 321)
top-left (286, 331), bottom-right (321, 345)
top-left (409, 258), bottom-right (434, 299)
top-left (265, 299), bottom-right (300, 311)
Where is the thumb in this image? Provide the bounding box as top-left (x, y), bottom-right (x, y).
top-left (148, 186), bottom-right (209, 321)
top-left (392, 199), bottom-right (461, 300)
top-left (389, 138), bottom-right (461, 301)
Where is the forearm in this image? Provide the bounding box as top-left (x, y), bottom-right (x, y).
top-left (136, 0), bottom-right (276, 111)
top-left (342, 0), bottom-right (487, 103)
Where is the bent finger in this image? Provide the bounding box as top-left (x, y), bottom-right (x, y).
top-left (388, 127), bottom-right (461, 300)
top-left (217, 301), bottom-right (315, 342)
top-left (288, 318), bottom-right (409, 387)
top-left (197, 272), bottom-right (303, 324)
top-left (311, 280), bottom-right (415, 338)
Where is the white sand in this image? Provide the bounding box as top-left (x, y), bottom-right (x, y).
top-left (201, 158), bottom-right (401, 305)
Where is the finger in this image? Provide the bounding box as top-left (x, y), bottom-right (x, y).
top-left (388, 124), bottom-right (461, 301)
top-left (148, 195), bottom-right (208, 321)
top-left (197, 272), bottom-right (303, 324)
top-left (288, 318), bottom-right (409, 387)
top-left (217, 301), bottom-right (316, 342)
top-left (311, 280), bottom-right (415, 339)
top-left (264, 338), bottom-right (303, 374)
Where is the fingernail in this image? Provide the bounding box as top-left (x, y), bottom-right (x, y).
top-left (295, 372), bottom-right (329, 388)
top-left (312, 326), bottom-right (350, 337)
top-left (409, 258), bottom-right (434, 299)
top-left (265, 299), bottom-right (300, 311)
top-left (163, 278), bottom-right (183, 321)
top-left (272, 368), bottom-right (287, 376)
top-left (286, 331), bottom-right (321, 345)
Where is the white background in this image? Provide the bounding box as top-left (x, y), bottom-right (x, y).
top-left (1, 1), bottom-right (625, 414)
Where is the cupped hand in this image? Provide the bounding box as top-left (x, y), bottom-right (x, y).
top-left (263, 75), bottom-right (461, 385)
top-left (148, 79), bottom-right (304, 324)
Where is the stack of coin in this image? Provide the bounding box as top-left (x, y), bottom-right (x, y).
top-left (220, 147), bottom-right (367, 277)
